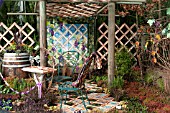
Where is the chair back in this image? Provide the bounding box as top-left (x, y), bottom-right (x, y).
top-left (72, 53), bottom-right (96, 88)
top-left (58, 51), bottom-right (79, 76)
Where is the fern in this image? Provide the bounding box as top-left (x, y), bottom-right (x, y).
top-left (112, 76), bottom-right (124, 89)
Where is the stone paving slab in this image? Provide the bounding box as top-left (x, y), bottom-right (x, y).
top-left (53, 81), bottom-right (119, 113)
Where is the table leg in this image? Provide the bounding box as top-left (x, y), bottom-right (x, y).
top-left (33, 73), bottom-right (44, 98)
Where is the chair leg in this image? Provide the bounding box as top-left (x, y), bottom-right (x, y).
top-left (64, 91), bottom-right (68, 104)
top-left (75, 91), bottom-right (79, 97)
top-left (80, 90), bottom-right (87, 111)
top-left (59, 90), bottom-right (63, 110)
top-left (85, 90), bottom-right (90, 104)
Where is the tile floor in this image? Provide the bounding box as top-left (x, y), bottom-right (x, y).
top-left (52, 81), bottom-right (119, 113)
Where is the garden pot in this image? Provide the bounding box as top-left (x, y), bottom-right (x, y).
top-left (2, 53), bottom-right (30, 78)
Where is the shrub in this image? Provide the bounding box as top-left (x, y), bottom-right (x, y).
top-left (115, 48), bottom-right (135, 80)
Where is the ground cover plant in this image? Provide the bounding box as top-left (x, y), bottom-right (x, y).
top-left (124, 79), bottom-right (170, 112)
top-left (12, 88), bottom-right (61, 113)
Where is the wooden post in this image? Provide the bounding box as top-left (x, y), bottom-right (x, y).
top-left (108, 2), bottom-right (115, 88)
top-left (39, 0), bottom-right (47, 66)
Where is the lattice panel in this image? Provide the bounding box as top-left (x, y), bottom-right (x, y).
top-left (0, 22), bottom-right (35, 52)
top-left (62, 51), bottom-right (80, 66)
top-left (47, 21), bottom-right (88, 66)
top-left (97, 22), bottom-right (138, 61)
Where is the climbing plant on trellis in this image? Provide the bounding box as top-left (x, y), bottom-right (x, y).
top-left (46, 21), bottom-right (88, 67)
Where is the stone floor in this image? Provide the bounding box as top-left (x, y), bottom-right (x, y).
top-left (51, 81), bottom-right (120, 113)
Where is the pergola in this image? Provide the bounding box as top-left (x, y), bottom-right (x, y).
top-left (4, 0), bottom-right (146, 87)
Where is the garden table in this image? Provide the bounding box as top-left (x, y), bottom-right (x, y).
top-left (22, 66), bottom-right (56, 98)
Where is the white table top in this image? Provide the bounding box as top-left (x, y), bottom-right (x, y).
top-left (22, 66), bottom-right (57, 74)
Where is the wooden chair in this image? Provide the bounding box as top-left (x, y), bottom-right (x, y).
top-left (58, 52), bottom-right (96, 110)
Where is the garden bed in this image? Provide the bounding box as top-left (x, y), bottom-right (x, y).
top-left (124, 81), bottom-right (170, 112)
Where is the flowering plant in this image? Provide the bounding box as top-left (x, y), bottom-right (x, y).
top-left (5, 32), bottom-right (33, 54)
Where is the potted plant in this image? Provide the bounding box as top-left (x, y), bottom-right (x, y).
top-left (5, 31), bottom-right (33, 54)
top-left (2, 31), bottom-right (33, 78)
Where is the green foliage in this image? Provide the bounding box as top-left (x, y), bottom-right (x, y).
top-left (6, 77), bottom-right (35, 92)
top-left (144, 72), bottom-right (154, 85)
top-left (115, 48), bottom-right (134, 77)
top-left (111, 76), bottom-right (124, 89)
top-left (12, 78), bottom-right (35, 92)
top-left (0, 1), bottom-right (37, 25)
top-left (95, 76), bottom-right (100, 82)
top-left (0, 99), bottom-right (13, 111)
top-left (144, 68), bottom-right (161, 86)
top-left (13, 78), bottom-right (26, 92)
top-left (110, 76), bottom-right (125, 101)
top-left (101, 76), bottom-right (107, 81)
top-left (91, 76), bottom-right (97, 82)
top-left (22, 44), bottom-right (34, 53)
top-left (5, 43), bottom-right (33, 54)
top-left (156, 78), bottom-right (164, 92)
top-left (95, 75), bottom-right (107, 82)
top-left (167, 8), bottom-right (170, 15)
top-left (0, 85), bottom-right (10, 94)
top-left (125, 97), bottom-right (148, 112)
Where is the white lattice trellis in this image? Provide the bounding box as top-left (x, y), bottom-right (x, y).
top-left (47, 22), bottom-right (88, 66)
top-left (97, 22), bottom-right (138, 61)
top-left (0, 22), bottom-right (35, 52)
